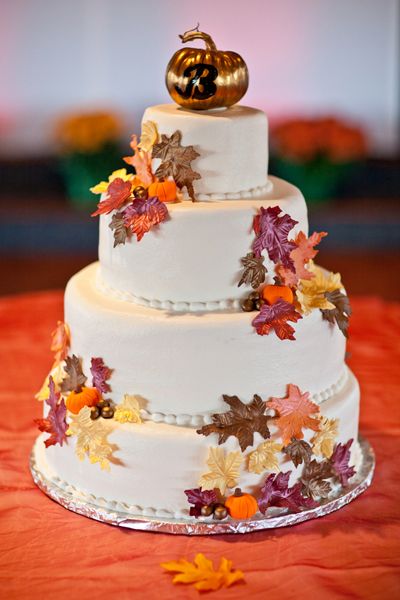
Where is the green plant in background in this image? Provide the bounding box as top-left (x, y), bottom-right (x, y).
top-left (56, 111), bottom-right (123, 210)
top-left (270, 117), bottom-right (367, 203)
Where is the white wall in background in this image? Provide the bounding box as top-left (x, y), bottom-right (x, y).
top-left (0, 0), bottom-right (399, 156)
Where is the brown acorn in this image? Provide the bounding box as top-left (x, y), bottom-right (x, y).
top-left (240, 298), bottom-right (255, 312)
top-left (90, 406), bottom-right (100, 420)
top-left (200, 505), bottom-right (214, 517)
top-left (249, 291), bottom-right (260, 301)
top-left (101, 405), bottom-right (115, 419)
top-left (133, 185), bottom-right (148, 199)
top-left (213, 504), bottom-right (228, 520)
top-left (255, 298), bottom-right (265, 311)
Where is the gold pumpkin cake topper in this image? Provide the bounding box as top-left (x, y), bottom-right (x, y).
top-left (166, 26), bottom-right (249, 110)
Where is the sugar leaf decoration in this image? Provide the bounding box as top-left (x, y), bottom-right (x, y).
top-left (321, 289), bottom-right (352, 338)
top-left (267, 384), bottom-right (320, 445)
top-left (91, 178), bottom-right (133, 217)
top-left (197, 394), bottom-right (270, 452)
top-left (198, 447), bottom-right (243, 495)
top-left (311, 416), bottom-right (339, 458)
top-left (284, 438), bottom-right (313, 467)
top-left (114, 394), bottom-right (142, 424)
top-left (60, 355), bottom-right (87, 394)
top-left (252, 298), bottom-right (302, 340)
top-left (296, 263), bottom-right (342, 315)
top-left (36, 362), bottom-right (66, 401)
top-left (252, 206), bottom-right (298, 270)
top-left (329, 439), bottom-right (356, 486)
top-left (258, 471), bottom-right (318, 514)
top-left (276, 230), bottom-right (327, 286)
top-left (67, 406), bottom-right (113, 470)
top-left (161, 553), bottom-right (244, 592)
top-left (123, 134), bottom-right (154, 186)
top-left (90, 357), bottom-right (112, 394)
top-left (34, 376), bottom-right (68, 448)
top-left (238, 252), bottom-right (267, 289)
top-left (109, 212), bottom-right (130, 247)
top-left (152, 130), bottom-right (201, 201)
top-left (50, 321), bottom-right (70, 366)
top-left (90, 168), bottom-right (135, 195)
top-left (139, 120), bottom-right (159, 152)
top-left (248, 440), bottom-right (283, 474)
top-left (123, 196), bottom-right (169, 242)
top-left (301, 459), bottom-right (333, 499)
top-left (184, 488), bottom-right (218, 518)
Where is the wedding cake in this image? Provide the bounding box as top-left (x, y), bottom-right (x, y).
top-left (32, 30), bottom-right (364, 530)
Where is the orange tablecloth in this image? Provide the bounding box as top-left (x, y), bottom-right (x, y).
top-left (1, 291), bottom-right (399, 599)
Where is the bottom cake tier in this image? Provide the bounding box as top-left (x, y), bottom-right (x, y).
top-left (35, 368), bottom-right (360, 520)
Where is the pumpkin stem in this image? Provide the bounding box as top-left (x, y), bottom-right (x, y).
top-left (234, 488), bottom-right (243, 497)
top-left (179, 29), bottom-right (218, 52)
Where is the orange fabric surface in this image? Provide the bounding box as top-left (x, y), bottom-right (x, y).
top-left (0, 291), bottom-right (399, 599)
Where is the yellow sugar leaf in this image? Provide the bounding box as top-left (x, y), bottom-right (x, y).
top-left (297, 263), bottom-right (343, 315)
top-left (311, 416), bottom-right (339, 458)
top-left (90, 168), bottom-right (134, 194)
top-left (35, 363), bottom-right (66, 401)
top-left (68, 406), bottom-right (113, 469)
top-left (114, 394), bottom-right (142, 424)
top-left (139, 120), bottom-right (159, 152)
top-left (198, 447), bottom-right (242, 495)
top-left (161, 553), bottom-right (244, 592)
top-left (248, 440), bottom-right (283, 474)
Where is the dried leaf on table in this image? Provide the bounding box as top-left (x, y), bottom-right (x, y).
top-left (252, 297), bottom-right (302, 340)
top-left (284, 438), bottom-right (313, 467)
top-left (114, 394), bottom-right (142, 424)
top-left (122, 196), bottom-right (169, 242)
top-left (109, 212), bottom-right (130, 247)
top-left (91, 178), bottom-right (133, 216)
top-left (184, 488), bottom-right (218, 517)
top-left (248, 440), bottom-right (283, 474)
top-left (238, 253), bottom-right (267, 288)
top-left (198, 447), bottom-right (243, 495)
top-left (161, 553), bottom-right (244, 592)
top-left (152, 130), bottom-right (201, 201)
top-left (197, 394), bottom-right (270, 452)
top-left (123, 134), bottom-right (154, 186)
top-left (321, 289), bottom-right (352, 338)
top-left (258, 471), bottom-right (318, 514)
top-left (301, 458), bottom-right (333, 499)
top-left (60, 355), bottom-right (87, 393)
top-left (329, 439), bottom-right (356, 486)
top-left (266, 384), bottom-right (320, 445)
top-left (252, 206), bottom-right (298, 270)
top-left (311, 416), bottom-right (339, 458)
top-left (276, 230), bottom-right (327, 285)
top-left (90, 357), bottom-right (112, 394)
top-left (34, 376), bottom-right (68, 447)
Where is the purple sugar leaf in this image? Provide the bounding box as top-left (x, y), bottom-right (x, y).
top-left (258, 471), bottom-right (318, 514)
top-left (252, 206), bottom-right (298, 270)
top-left (330, 439), bottom-right (356, 486)
top-left (90, 357), bottom-right (112, 393)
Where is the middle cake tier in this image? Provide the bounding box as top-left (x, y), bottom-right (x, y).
top-left (65, 262), bottom-right (347, 419)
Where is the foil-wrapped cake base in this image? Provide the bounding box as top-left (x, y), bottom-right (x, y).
top-left (30, 435), bottom-right (374, 535)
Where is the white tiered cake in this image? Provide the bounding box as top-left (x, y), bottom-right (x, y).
top-left (33, 31), bottom-right (363, 530)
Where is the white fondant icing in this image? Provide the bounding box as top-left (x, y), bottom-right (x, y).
top-left (65, 262), bottom-right (347, 417)
top-left (98, 176), bottom-right (308, 304)
top-left (39, 371), bottom-right (360, 517)
top-left (143, 104), bottom-right (269, 197)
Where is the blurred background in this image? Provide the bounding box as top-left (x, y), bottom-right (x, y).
top-left (1, 0), bottom-right (399, 298)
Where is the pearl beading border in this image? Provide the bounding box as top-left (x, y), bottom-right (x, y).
top-left (181, 179), bottom-right (273, 201)
top-left (139, 367), bottom-right (349, 428)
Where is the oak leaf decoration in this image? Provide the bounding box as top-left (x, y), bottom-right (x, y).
top-left (50, 321), bottom-right (70, 366)
top-left (248, 440), bottom-right (283, 474)
top-left (238, 252), bottom-right (267, 289)
top-left (276, 230), bottom-right (327, 285)
top-left (184, 488), bottom-right (218, 518)
top-left (296, 263), bottom-right (342, 315)
top-left (123, 134), bottom-right (154, 186)
top-left (258, 471), bottom-right (318, 514)
top-left (267, 384), bottom-right (320, 445)
top-left (90, 357), bottom-right (112, 394)
top-left (114, 394), bottom-right (142, 424)
top-left (67, 406), bottom-right (113, 470)
top-left (329, 439), bottom-right (356, 486)
top-left (284, 438), bottom-right (313, 467)
top-left (311, 416), bottom-right (339, 458)
top-left (139, 120), bottom-right (159, 152)
top-left (301, 459), bottom-right (333, 499)
top-left (123, 196), bottom-right (169, 241)
top-left (60, 355), bottom-right (87, 394)
top-left (91, 178), bottom-right (133, 216)
top-left (321, 289), bottom-right (352, 338)
top-left (152, 130), bottom-right (201, 201)
top-left (198, 447), bottom-right (242, 495)
top-left (161, 553), bottom-right (244, 592)
top-left (109, 211), bottom-right (130, 247)
top-left (252, 297), bottom-right (302, 340)
top-left (252, 206), bottom-right (298, 269)
top-left (34, 376), bottom-right (68, 448)
top-left (197, 394), bottom-right (270, 452)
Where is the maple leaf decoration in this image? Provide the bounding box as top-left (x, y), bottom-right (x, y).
top-left (198, 447), bottom-right (242, 495)
top-left (109, 212), bottom-right (130, 247)
top-left (252, 298), bottom-right (302, 340)
top-left (34, 376), bottom-right (68, 448)
top-left (152, 130), bottom-right (201, 201)
top-left (161, 553), bottom-right (244, 592)
top-left (67, 406), bottom-right (113, 470)
top-left (329, 439), bottom-right (356, 486)
top-left (123, 134), bottom-right (154, 186)
top-left (301, 459), bottom-right (333, 499)
top-left (252, 206), bottom-right (298, 270)
top-left (321, 289), bottom-right (352, 338)
top-left (284, 438), bottom-right (313, 467)
top-left (90, 357), bottom-right (112, 394)
top-left (267, 384), bottom-right (320, 445)
top-left (197, 394), bottom-right (270, 452)
top-left (238, 252), bottom-right (267, 289)
top-left (91, 178), bottom-right (133, 217)
top-left (248, 440), bottom-right (283, 474)
top-left (258, 471), bottom-right (318, 514)
top-left (311, 416), bottom-right (339, 459)
top-left (50, 321), bottom-right (70, 366)
top-left (123, 196), bottom-right (169, 242)
top-left (184, 488), bottom-right (218, 518)
top-left (60, 355), bottom-right (87, 394)
top-left (276, 230), bottom-right (328, 286)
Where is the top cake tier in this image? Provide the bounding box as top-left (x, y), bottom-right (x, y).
top-left (142, 104), bottom-right (269, 199)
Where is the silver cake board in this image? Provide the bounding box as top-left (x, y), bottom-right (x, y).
top-left (30, 435), bottom-right (375, 535)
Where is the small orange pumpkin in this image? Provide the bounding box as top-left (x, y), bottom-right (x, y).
top-left (225, 488), bottom-right (258, 519)
top-left (66, 386), bottom-right (101, 414)
top-left (148, 180), bottom-right (177, 203)
top-left (262, 285), bottom-right (294, 305)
